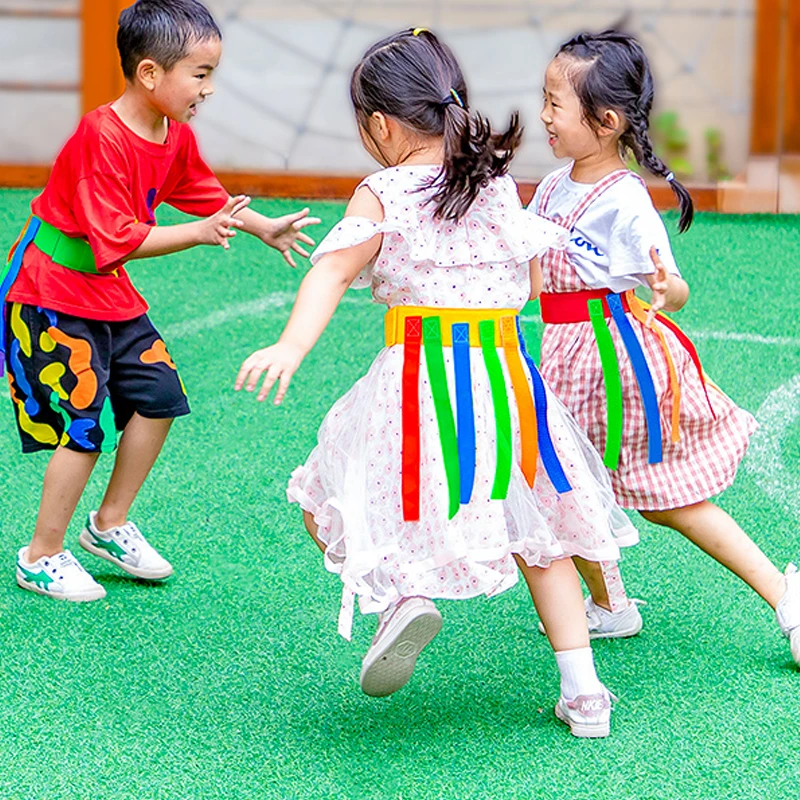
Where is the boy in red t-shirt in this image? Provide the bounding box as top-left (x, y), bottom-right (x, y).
top-left (1, 0), bottom-right (319, 601)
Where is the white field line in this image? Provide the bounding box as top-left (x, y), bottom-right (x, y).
top-left (746, 374), bottom-right (800, 517)
top-left (162, 295), bottom-right (800, 349)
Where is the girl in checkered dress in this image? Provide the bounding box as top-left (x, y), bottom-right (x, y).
top-left (532, 30), bottom-right (800, 666)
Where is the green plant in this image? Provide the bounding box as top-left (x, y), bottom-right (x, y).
top-left (705, 127), bottom-right (731, 181)
top-left (651, 110), bottom-right (693, 179)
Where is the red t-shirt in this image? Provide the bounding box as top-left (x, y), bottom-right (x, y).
top-left (7, 104), bottom-right (230, 321)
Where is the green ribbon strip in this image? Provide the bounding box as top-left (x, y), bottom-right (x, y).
top-left (587, 298), bottom-right (623, 470)
top-left (422, 317), bottom-right (460, 519)
top-left (479, 320), bottom-right (512, 500)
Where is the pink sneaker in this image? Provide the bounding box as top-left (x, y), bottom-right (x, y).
top-left (555, 690), bottom-right (614, 738)
top-left (359, 597), bottom-right (442, 697)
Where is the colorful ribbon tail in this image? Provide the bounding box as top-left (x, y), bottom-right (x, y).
top-left (516, 318), bottom-right (572, 493)
top-left (501, 316), bottom-right (537, 488)
top-left (654, 311), bottom-right (717, 421)
top-left (422, 316), bottom-right (460, 519)
top-left (626, 291), bottom-right (681, 444)
top-left (401, 316), bottom-right (422, 522)
top-left (607, 293), bottom-right (663, 465)
top-left (587, 298), bottom-right (624, 470)
top-left (1, 217), bottom-right (42, 377)
top-left (452, 323), bottom-right (476, 504)
top-left (479, 320), bottom-right (512, 500)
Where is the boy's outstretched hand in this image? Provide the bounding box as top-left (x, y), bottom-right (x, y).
top-left (235, 342), bottom-right (304, 404)
top-left (260, 208), bottom-right (321, 268)
top-left (202, 194), bottom-right (250, 249)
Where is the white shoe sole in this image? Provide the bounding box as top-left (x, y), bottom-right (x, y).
top-left (555, 702), bottom-right (610, 738)
top-left (538, 618), bottom-right (642, 640)
top-left (16, 573), bottom-right (106, 602)
top-left (360, 604), bottom-right (442, 697)
top-left (78, 532), bottom-right (173, 580)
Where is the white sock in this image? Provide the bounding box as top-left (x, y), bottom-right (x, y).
top-left (554, 647), bottom-right (604, 700)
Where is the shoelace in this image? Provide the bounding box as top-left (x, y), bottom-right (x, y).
top-left (47, 551), bottom-right (88, 580)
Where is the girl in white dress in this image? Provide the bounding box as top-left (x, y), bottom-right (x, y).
top-left (236, 28), bottom-right (638, 738)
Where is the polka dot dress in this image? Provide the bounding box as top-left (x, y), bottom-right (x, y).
top-left (287, 166), bottom-right (638, 634)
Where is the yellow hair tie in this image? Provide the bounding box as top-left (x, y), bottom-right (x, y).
top-left (412, 27), bottom-right (428, 36)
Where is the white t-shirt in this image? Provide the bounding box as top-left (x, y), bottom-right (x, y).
top-left (530, 168), bottom-right (681, 293)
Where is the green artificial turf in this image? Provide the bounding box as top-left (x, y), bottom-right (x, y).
top-left (0, 190), bottom-right (798, 799)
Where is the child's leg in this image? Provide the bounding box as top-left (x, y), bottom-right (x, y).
top-left (516, 556), bottom-right (611, 737)
top-left (27, 447), bottom-right (100, 562)
top-left (640, 500), bottom-right (785, 608)
top-left (516, 555), bottom-right (590, 651)
top-left (94, 413), bottom-right (173, 530)
top-left (302, 510), bottom-right (325, 553)
top-left (573, 557), bottom-right (630, 612)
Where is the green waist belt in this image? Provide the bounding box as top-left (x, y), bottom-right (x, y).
top-left (33, 217), bottom-right (99, 273)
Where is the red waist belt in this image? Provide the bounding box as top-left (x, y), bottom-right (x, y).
top-left (540, 289), bottom-right (630, 324)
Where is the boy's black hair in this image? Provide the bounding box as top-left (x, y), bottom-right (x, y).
top-left (117, 0), bottom-right (221, 80)
top-left (557, 30), bottom-right (694, 232)
top-left (351, 29), bottom-right (522, 222)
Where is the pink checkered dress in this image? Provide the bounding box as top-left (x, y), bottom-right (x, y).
top-left (535, 167), bottom-right (757, 510)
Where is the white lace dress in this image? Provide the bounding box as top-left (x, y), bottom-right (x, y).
top-left (287, 166), bottom-right (638, 637)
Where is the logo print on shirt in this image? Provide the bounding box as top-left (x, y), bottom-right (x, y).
top-left (571, 235), bottom-right (604, 258)
top-left (145, 188), bottom-right (157, 225)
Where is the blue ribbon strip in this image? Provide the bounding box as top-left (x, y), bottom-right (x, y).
top-left (451, 322), bottom-right (476, 504)
top-left (0, 217), bottom-right (41, 375)
top-left (516, 318), bottom-right (572, 493)
top-left (606, 293), bottom-right (663, 464)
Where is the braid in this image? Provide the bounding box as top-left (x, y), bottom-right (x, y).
top-left (628, 112), bottom-right (694, 232)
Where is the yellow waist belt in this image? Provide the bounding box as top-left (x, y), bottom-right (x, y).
top-left (384, 305), bottom-right (517, 347)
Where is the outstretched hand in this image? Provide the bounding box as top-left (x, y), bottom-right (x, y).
top-left (262, 208), bottom-right (321, 268)
top-left (646, 245), bottom-right (669, 327)
top-left (234, 342), bottom-right (304, 404)
top-left (201, 194), bottom-right (250, 249)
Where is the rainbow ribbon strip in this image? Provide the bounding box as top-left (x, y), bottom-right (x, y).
top-left (516, 318), bottom-right (572, 494)
top-left (626, 292), bottom-right (681, 443)
top-left (401, 316), bottom-right (422, 521)
top-left (0, 216), bottom-right (41, 375)
top-left (607, 293), bottom-right (663, 465)
top-left (588, 298), bottom-right (624, 470)
top-left (479, 319), bottom-right (512, 500)
top-left (500, 316), bottom-right (538, 488)
top-left (452, 322), bottom-right (476, 504)
top-left (422, 317), bottom-right (461, 519)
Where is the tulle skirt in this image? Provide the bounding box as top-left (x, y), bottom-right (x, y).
top-left (288, 345), bottom-right (638, 636)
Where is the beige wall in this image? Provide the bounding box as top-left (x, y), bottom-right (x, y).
top-left (0, 0), bottom-right (754, 182)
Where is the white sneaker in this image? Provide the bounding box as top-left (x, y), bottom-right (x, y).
top-left (78, 511), bottom-right (173, 580)
top-left (16, 548), bottom-right (106, 602)
top-left (555, 688), bottom-right (614, 738)
top-left (775, 563), bottom-right (800, 666)
top-left (359, 597), bottom-right (442, 697)
top-left (539, 596), bottom-right (644, 640)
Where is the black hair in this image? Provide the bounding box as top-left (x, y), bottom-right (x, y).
top-left (557, 30), bottom-right (694, 232)
top-left (117, 0), bottom-right (221, 80)
top-left (350, 29), bottom-right (522, 222)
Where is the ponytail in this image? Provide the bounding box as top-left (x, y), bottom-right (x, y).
top-left (431, 104), bottom-right (522, 221)
top-left (351, 28), bottom-right (522, 223)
